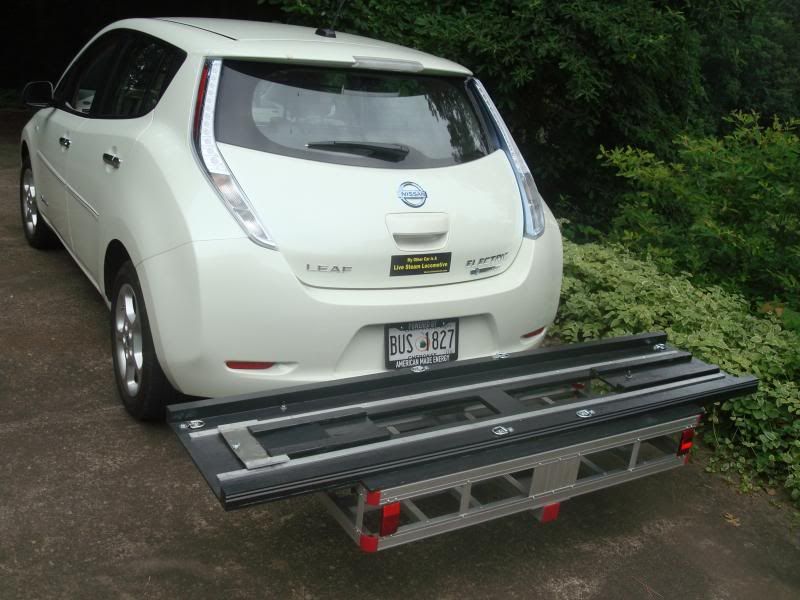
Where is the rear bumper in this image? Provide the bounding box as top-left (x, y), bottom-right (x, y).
top-left (137, 224), bottom-right (562, 397)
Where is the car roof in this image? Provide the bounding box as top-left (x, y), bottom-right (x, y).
top-left (102, 18), bottom-right (472, 76)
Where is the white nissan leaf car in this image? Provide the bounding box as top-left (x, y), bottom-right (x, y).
top-left (19, 18), bottom-right (563, 419)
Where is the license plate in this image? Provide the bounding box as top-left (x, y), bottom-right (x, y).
top-left (385, 319), bottom-right (459, 369)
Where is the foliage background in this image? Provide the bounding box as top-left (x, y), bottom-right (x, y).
top-left (601, 112), bottom-right (799, 306)
top-left (554, 240), bottom-right (800, 500)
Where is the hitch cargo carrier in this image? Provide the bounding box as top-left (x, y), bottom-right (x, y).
top-left (168, 333), bottom-right (756, 550)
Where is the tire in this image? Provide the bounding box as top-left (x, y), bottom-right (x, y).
top-left (20, 157), bottom-right (58, 249)
top-left (110, 261), bottom-right (176, 420)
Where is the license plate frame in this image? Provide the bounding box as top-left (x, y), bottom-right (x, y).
top-left (384, 319), bottom-right (459, 369)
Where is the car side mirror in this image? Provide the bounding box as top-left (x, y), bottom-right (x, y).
top-left (22, 81), bottom-right (54, 108)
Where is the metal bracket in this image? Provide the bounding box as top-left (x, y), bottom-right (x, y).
top-left (218, 424), bottom-right (289, 469)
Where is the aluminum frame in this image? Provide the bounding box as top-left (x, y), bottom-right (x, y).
top-left (320, 414), bottom-right (700, 551)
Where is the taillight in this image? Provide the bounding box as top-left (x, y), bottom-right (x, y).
top-left (193, 62), bottom-right (209, 142)
top-left (379, 502), bottom-right (401, 536)
top-left (539, 502), bottom-right (561, 523)
top-left (193, 59), bottom-right (277, 250)
top-left (678, 428), bottom-right (695, 458)
top-left (470, 79), bottom-right (546, 240)
top-left (365, 490), bottom-right (401, 537)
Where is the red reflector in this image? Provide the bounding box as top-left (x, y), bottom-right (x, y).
top-left (225, 361), bottom-right (275, 370)
top-left (365, 490), bottom-right (382, 506)
top-left (540, 502), bottom-right (560, 523)
top-left (359, 534), bottom-right (379, 553)
top-left (678, 428), bottom-right (695, 456)
top-left (522, 327), bottom-right (546, 339)
top-left (379, 502), bottom-right (401, 537)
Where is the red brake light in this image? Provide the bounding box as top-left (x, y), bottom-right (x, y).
top-left (379, 502), bottom-right (401, 537)
top-left (522, 327), bottom-right (545, 339)
top-left (193, 62), bottom-right (210, 142)
top-left (678, 428), bottom-right (695, 456)
top-left (225, 361), bottom-right (275, 370)
top-left (192, 59), bottom-right (277, 250)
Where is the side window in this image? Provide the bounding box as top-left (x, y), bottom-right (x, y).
top-left (54, 32), bottom-right (125, 115)
top-left (100, 36), bottom-right (185, 119)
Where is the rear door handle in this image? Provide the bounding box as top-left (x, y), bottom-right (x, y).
top-left (102, 153), bottom-right (121, 168)
top-left (59, 136), bottom-right (71, 148)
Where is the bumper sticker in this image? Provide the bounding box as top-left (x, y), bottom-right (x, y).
top-left (390, 253), bottom-right (451, 276)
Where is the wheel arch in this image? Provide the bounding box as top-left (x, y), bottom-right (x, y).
top-left (103, 239), bottom-right (132, 302)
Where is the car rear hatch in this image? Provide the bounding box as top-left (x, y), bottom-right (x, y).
top-left (210, 60), bottom-right (524, 289)
top-left (167, 333), bottom-right (757, 509)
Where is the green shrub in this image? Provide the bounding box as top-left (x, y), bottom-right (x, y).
top-left (552, 238), bottom-right (800, 501)
top-left (601, 112), bottom-right (800, 306)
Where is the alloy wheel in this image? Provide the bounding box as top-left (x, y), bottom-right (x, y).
top-left (21, 168), bottom-right (38, 237)
top-left (114, 284), bottom-right (144, 396)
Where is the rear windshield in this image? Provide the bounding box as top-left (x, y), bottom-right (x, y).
top-left (214, 60), bottom-right (493, 169)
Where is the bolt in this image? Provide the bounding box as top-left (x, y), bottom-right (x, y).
top-left (280, 402), bottom-right (287, 413)
top-left (625, 369), bottom-right (633, 380)
top-left (232, 442), bottom-right (241, 451)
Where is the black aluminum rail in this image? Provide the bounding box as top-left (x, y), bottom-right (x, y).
top-left (167, 333), bottom-right (757, 509)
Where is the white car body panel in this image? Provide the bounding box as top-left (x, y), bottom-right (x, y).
top-left (218, 143), bottom-right (523, 289)
top-left (30, 108), bottom-right (74, 235)
top-left (67, 113), bottom-right (154, 282)
top-left (20, 18), bottom-right (563, 399)
top-left (139, 216), bottom-right (561, 397)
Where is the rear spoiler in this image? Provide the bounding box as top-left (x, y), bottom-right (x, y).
top-left (168, 332), bottom-right (756, 509)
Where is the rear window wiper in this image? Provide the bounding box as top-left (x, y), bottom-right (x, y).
top-left (305, 141), bottom-right (410, 162)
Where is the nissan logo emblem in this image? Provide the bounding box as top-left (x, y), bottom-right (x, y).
top-left (397, 181), bottom-right (427, 207)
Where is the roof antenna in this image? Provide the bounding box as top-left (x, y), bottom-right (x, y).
top-left (315, 0), bottom-right (347, 38)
